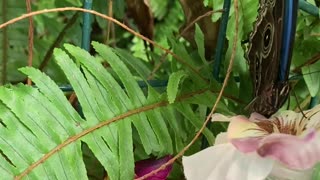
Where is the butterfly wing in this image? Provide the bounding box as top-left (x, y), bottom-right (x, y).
top-left (246, 0), bottom-right (286, 117)
top-left (247, 0), bottom-right (284, 97)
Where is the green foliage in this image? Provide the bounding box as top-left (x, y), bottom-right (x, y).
top-left (211, 0), bottom-right (224, 21)
top-left (195, 25), bottom-right (207, 65)
top-left (131, 0), bottom-right (184, 61)
top-left (2, 0), bottom-right (320, 178)
top-left (0, 0), bottom-right (30, 83)
top-left (0, 42), bottom-right (219, 179)
top-left (302, 61), bottom-right (320, 97)
top-left (313, 163), bottom-right (320, 180)
top-left (293, 10), bottom-right (320, 101)
top-left (92, 0), bottom-right (125, 28)
top-left (149, 0), bottom-right (169, 20)
top-left (0, 0), bottom-right (84, 84)
top-left (167, 70), bottom-right (187, 103)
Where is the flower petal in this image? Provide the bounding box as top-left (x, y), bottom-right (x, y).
top-left (214, 132), bottom-right (228, 145)
top-left (257, 130), bottom-right (320, 170)
top-left (231, 137), bottom-right (262, 153)
top-left (211, 113), bottom-right (232, 122)
top-left (135, 155), bottom-right (173, 180)
top-left (183, 144), bottom-right (274, 180)
top-left (228, 115), bottom-right (264, 139)
top-left (249, 112), bottom-right (268, 121)
top-left (304, 104), bottom-right (320, 131)
top-left (269, 161), bottom-right (313, 180)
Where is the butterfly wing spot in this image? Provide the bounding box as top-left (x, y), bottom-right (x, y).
top-left (262, 23), bottom-right (274, 57)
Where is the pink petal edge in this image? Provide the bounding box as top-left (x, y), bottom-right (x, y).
top-left (257, 130), bottom-right (320, 170)
top-left (231, 137), bottom-right (262, 153)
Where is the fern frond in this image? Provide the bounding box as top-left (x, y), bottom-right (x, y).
top-left (0, 41), bottom-right (217, 179)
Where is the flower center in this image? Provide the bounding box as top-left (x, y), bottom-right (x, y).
top-left (255, 117), bottom-right (299, 135)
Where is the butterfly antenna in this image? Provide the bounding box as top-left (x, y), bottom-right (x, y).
top-left (244, 97), bottom-right (258, 111)
top-left (286, 92), bottom-right (290, 110)
top-left (292, 89), bottom-right (307, 118)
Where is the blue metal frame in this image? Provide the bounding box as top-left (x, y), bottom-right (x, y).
top-left (81, 0), bottom-right (93, 51)
top-left (213, 0), bottom-right (231, 80)
top-left (279, 0), bottom-right (299, 81)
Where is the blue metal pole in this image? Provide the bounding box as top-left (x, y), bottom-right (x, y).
top-left (212, 0), bottom-right (231, 80)
top-left (81, 0), bottom-right (93, 51)
top-left (279, 0), bottom-right (299, 81)
top-left (299, 0), bottom-right (319, 17)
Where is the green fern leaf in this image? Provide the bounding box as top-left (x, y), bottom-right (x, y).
top-left (0, 41), bottom-right (218, 179)
top-left (167, 70), bottom-right (187, 104)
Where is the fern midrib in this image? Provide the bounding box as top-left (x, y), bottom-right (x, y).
top-left (15, 88), bottom-right (210, 179)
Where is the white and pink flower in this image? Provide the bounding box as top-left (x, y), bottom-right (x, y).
top-left (183, 105), bottom-right (320, 180)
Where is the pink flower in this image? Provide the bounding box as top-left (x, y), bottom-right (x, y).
top-left (135, 155), bottom-right (173, 180)
top-left (183, 105), bottom-right (320, 180)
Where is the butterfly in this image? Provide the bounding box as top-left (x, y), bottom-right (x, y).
top-left (246, 0), bottom-right (298, 117)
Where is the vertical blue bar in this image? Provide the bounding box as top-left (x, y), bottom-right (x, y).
top-left (279, 0), bottom-right (298, 81)
top-left (81, 0), bottom-right (93, 51)
top-left (212, 0), bottom-right (231, 80)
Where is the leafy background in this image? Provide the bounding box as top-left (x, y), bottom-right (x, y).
top-left (0, 0), bottom-right (320, 179)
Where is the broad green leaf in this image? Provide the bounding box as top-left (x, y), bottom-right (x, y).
top-left (312, 163), bottom-right (320, 180)
top-left (114, 48), bottom-right (152, 80)
top-left (211, 0), bottom-right (224, 21)
top-left (161, 105), bottom-right (187, 152)
top-left (169, 37), bottom-right (196, 67)
top-left (176, 103), bottom-right (215, 145)
top-left (0, 83), bottom-right (87, 179)
top-left (93, 42), bottom-right (173, 155)
top-left (147, 87), bottom-right (173, 155)
top-left (0, 40), bottom-right (233, 180)
top-left (302, 63), bottom-right (320, 97)
top-left (54, 48), bottom-right (121, 179)
top-left (54, 48), bottom-right (103, 125)
top-left (61, 45), bottom-right (134, 179)
top-left (149, 0), bottom-right (169, 19)
top-left (194, 25), bottom-right (207, 65)
top-left (73, 43), bottom-right (158, 154)
top-left (167, 70), bottom-right (188, 103)
top-left (82, 144), bottom-right (105, 180)
top-left (20, 67), bottom-right (84, 126)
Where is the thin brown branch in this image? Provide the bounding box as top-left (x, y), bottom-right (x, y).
top-left (180, 9), bottom-right (223, 37)
top-left (136, 0), bottom-right (239, 179)
top-left (310, 33), bottom-right (320, 36)
top-left (105, 0), bottom-right (113, 44)
top-left (0, 7), bottom-right (206, 82)
top-left (294, 95), bottom-right (311, 112)
top-left (38, 12), bottom-right (80, 71)
top-left (26, 0), bottom-right (34, 85)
